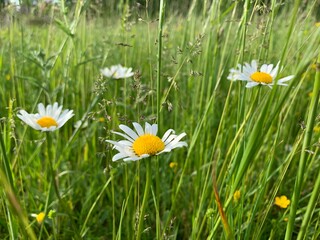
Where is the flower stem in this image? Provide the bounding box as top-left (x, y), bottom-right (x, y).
top-left (285, 54), bottom-right (320, 239)
top-left (136, 160), bottom-right (151, 240)
top-left (157, 0), bottom-right (165, 126)
top-left (155, 1), bottom-right (165, 239)
top-left (0, 125), bottom-right (14, 189)
top-left (295, 56), bottom-right (320, 240)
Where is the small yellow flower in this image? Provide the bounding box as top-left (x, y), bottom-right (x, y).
top-left (311, 63), bottom-right (317, 69)
top-left (284, 217), bottom-right (288, 222)
top-left (68, 200), bottom-right (73, 210)
top-left (315, 22), bottom-right (320, 27)
top-left (169, 162), bottom-right (178, 169)
top-left (275, 195), bottom-right (290, 209)
top-left (314, 126), bottom-right (320, 133)
top-left (5, 74), bottom-right (11, 81)
top-left (36, 212), bottom-right (45, 224)
top-left (98, 117), bottom-right (105, 122)
top-left (233, 190), bottom-right (241, 202)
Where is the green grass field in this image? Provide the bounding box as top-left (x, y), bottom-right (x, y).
top-left (1, 0), bottom-right (320, 239)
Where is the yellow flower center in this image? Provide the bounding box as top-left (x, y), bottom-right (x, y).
top-left (132, 134), bottom-right (165, 156)
top-left (250, 72), bottom-right (272, 83)
top-left (37, 116), bottom-right (58, 128)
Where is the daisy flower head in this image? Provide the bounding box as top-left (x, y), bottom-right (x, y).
top-left (100, 64), bottom-right (134, 79)
top-left (227, 60), bottom-right (294, 88)
top-left (106, 122), bottom-right (187, 162)
top-left (17, 102), bottom-right (74, 132)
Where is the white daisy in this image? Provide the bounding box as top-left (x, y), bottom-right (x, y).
top-left (106, 122), bottom-right (187, 161)
top-left (17, 102), bottom-right (74, 131)
top-left (100, 64), bottom-right (134, 79)
top-left (227, 60), bottom-right (294, 88)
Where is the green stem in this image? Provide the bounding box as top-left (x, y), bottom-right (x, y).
top-left (297, 163), bottom-right (320, 240)
top-left (0, 124), bottom-right (17, 239)
top-left (294, 56), bottom-right (320, 240)
top-left (44, 132), bottom-right (81, 239)
top-left (155, 1), bottom-right (165, 239)
top-left (45, 132), bottom-right (59, 240)
top-left (136, 160), bottom-right (151, 240)
top-left (0, 168), bottom-right (37, 240)
top-left (157, 0), bottom-right (165, 125)
top-left (0, 125), bottom-right (14, 189)
top-left (285, 54), bottom-right (320, 239)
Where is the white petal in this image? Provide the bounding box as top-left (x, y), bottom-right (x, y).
top-left (170, 141), bottom-right (188, 148)
top-left (165, 133), bottom-right (187, 148)
top-left (17, 111), bottom-right (39, 130)
top-left (106, 140), bottom-right (128, 149)
top-left (112, 153), bottom-right (128, 161)
top-left (276, 83), bottom-right (288, 86)
top-left (46, 104), bottom-right (53, 116)
top-left (251, 60), bottom-right (258, 71)
top-left (266, 64), bottom-right (274, 73)
top-left (260, 64), bottom-right (268, 73)
top-left (53, 105), bottom-right (63, 119)
top-left (245, 82), bottom-right (259, 88)
top-left (57, 110), bottom-right (74, 127)
top-left (162, 129), bottom-right (175, 142)
top-left (100, 68), bottom-right (112, 77)
top-left (124, 155), bottom-right (144, 161)
top-left (144, 122), bottom-right (152, 134)
top-left (132, 122), bottom-right (145, 136)
top-left (157, 148), bottom-right (172, 154)
top-left (270, 62), bottom-right (280, 78)
top-left (278, 75), bottom-right (294, 83)
top-left (164, 134), bottom-right (177, 145)
top-left (119, 124), bottom-right (139, 140)
top-left (118, 140), bottom-right (133, 146)
top-left (111, 131), bottom-right (135, 142)
top-left (38, 103), bottom-right (46, 116)
top-left (238, 74), bottom-right (251, 81)
top-left (151, 124), bottom-right (158, 135)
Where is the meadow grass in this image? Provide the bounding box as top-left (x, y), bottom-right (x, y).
top-left (0, 0), bottom-right (320, 239)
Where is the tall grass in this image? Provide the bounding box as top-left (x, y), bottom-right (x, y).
top-left (0, 0), bottom-right (320, 239)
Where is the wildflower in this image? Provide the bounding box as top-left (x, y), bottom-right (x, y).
top-left (315, 22), bottom-right (320, 27)
top-left (5, 74), bottom-right (10, 81)
top-left (233, 190), bottom-right (241, 203)
top-left (314, 126), bottom-right (320, 133)
top-left (17, 102), bottom-right (74, 131)
top-left (98, 117), bottom-right (105, 122)
top-left (169, 162), bottom-right (178, 169)
top-left (311, 63), bottom-right (317, 69)
top-left (100, 64), bottom-right (134, 79)
top-left (106, 122), bottom-right (187, 161)
top-left (35, 212), bottom-right (45, 224)
top-left (274, 195), bottom-right (290, 209)
top-left (228, 60), bottom-right (294, 88)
